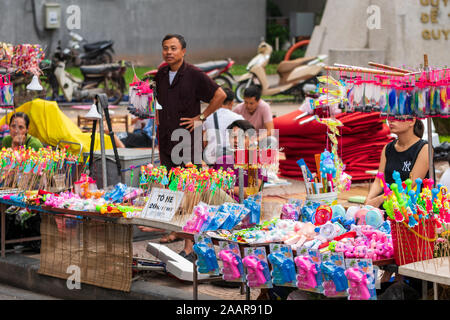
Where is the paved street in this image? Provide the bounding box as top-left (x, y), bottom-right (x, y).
top-left (0, 283), bottom-right (58, 300)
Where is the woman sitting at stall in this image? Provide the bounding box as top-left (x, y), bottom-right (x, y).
top-left (365, 117), bottom-right (431, 209)
top-left (1, 112), bottom-right (43, 151)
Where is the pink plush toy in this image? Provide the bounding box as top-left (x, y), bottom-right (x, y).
top-left (354, 237), bottom-right (367, 247)
top-left (365, 248), bottom-right (377, 260)
top-left (354, 245), bottom-right (367, 259)
top-left (374, 243), bottom-right (385, 259)
top-left (345, 245), bottom-right (356, 258)
top-left (334, 242), bottom-right (347, 254)
top-left (382, 242), bottom-right (394, 258)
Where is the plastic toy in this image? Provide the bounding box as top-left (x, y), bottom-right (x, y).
top-left (314, 205), bottom-right (333, 226)
top-left (345, 267), bottom-right (371, 300)
top-left (218, 250), bottom-right (244, 281)
top-left (242, 255), bottom-right (271, 287)
top-left (320, 149), bottom-right (336, 179)
top-left (331, 215), bottom-right (354, 230)
top-left (268, 252), bottom-right (297, 284)
top-left (95, 204), bottom-right (140, 217)
top-left (193, 243), bottom-right (219, 274)
top-left (320, 261), bottom-right (348, 292)
top-left (281, 203), bottom-right (299, 220)
top-left (294, 256), bottom-right (318, 289)
top-left (123, 188), bottom-right (143, 202)
top-left (183, 204), bottom-right (210, 233)
top-left (243, 196), bottom-right (261, 226)
top-left (365, 208), bottom-right (384, 228)
top-left (103, 183), bottom-right (127, 203)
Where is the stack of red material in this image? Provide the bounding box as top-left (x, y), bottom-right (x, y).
top-left (274, 111), bottom-right (393, 182)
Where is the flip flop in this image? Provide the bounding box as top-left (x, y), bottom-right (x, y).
top-left (159, 232), bottom-right (183, 244)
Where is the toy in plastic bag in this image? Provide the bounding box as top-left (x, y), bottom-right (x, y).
top-left (281, 199), bottom-right (303, 220)
top-left (294, 248), bottom-right (323, 292)
top-left (103, 183), bottom-right (127, 203)
top-left (193, 234), bottom-right (219, 275)
top-left (320, 252), bottom-right (348, 297)
top-left (344, 259), bottom-right (377, 300)
top-left (268, 244), bottom-right (296, 287)
top-left (242, 247), bottom-right (272, 288)
top-left (218, 241), bottom-right (245, 282)
top-left (0, 75), bottom-right (14, 108)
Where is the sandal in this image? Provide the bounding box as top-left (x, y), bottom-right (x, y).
top-left (159, 232), bottom-right (183, 244)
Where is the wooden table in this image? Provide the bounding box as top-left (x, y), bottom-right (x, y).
top-left (176, 231), bottom-right (395, 300)
top-left (398, 257), bottom-right (450, 300)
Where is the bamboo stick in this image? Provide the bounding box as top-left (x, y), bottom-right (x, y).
top-left (324, 66), bottom-right (405, 77)
top-left (367, 62), bottom-right (412, 74)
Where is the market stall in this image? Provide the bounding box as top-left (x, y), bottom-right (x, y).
top-left (0, 54), bottom-right (448, 301)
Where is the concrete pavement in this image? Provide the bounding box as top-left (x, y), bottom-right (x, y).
top-left (0, 283), bottom-right (58, 300)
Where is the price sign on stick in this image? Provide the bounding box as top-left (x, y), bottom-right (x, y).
top-left (140, 188), bottom-right (184, 222)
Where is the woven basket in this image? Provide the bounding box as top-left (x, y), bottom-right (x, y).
top-left (389, 218), bottom-right (437, 266)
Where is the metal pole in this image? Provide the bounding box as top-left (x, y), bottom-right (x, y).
top-left (151, 115), bottom-right (156, 166)
top-left (427, 118), bottom-right (435, 184)
top-left (423, 55), bottom-right (435, 186)
top-left (98, 103), bottom-right (108, 189)
top-left (1, 204), bottom-right (5, 258)
top-left (239, 168), bottom-right (244, 204)
top-left (193, 252), bottom-right (198, 300)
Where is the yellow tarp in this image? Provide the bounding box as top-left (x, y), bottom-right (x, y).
top-left (0, 99), bottom-right (113, 159)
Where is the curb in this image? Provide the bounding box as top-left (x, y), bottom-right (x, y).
top-left (0, 254), bottom-right (219, 300)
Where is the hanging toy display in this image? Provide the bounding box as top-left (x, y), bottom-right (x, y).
top-left (0, 42), bottom-right (45, 76)
top-left (0, 75), bottom-right (14, 108)
top-left (319, 66), bottom-right (449, 119)
top-left (128, 76), bottom-right (155, 119)
top-left (315, 117), bottom-right (352, 193)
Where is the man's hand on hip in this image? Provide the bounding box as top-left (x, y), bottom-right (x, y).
top-left (180, 115), bottom-right (203, 132)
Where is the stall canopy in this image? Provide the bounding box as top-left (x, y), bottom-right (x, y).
top-left (0, 98), bottom-right (113, 158)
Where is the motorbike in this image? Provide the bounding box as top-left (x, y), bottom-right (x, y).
top-left (143, 58), bottom-right (235, 89)
top-left (63, 31), bottom-right (115, 66)
top-left (234, 41), bottom-right (327, 102)
top-left (43, 41), bottom-right (127, 105)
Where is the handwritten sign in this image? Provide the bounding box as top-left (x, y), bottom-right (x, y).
top-left (140, 188), bottom-right (184, 222)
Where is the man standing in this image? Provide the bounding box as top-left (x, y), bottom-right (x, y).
top-left (202, 88), bottom-right (243, 165)
top-left (233, 85), bottom-right (274, 136)
top-left (145, 34), bottom-right (225, 259)
top-left (154, 34), bottom-right (226, 169)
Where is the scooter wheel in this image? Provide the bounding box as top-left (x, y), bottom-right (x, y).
top-left (235, 80), bottom-right (254, 102)
top-left (214, 75), bottom-right (232, 90)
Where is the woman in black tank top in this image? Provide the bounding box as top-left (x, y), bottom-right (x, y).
top-left (365, 117), bottom-right (431, 209)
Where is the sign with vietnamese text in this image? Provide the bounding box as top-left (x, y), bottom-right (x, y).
top-left (140, 188), bottom-right (184, 222)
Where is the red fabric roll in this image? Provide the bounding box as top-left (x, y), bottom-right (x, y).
top-left (275, 110), bottom-right (393, 182)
